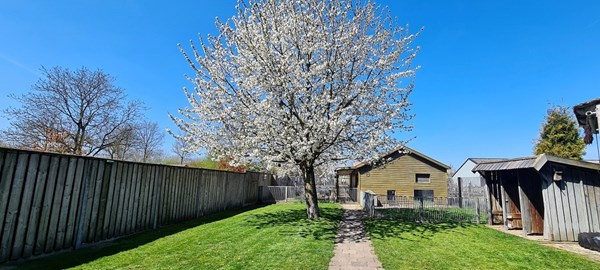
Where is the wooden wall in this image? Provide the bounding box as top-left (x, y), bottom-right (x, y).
top-left (0, 147), bottom-right (268, 263)
top-left (358, 153), bottom-right (448, 198)
top-left (482, 171), bottom-right (503, 225)
top-left (540, 163), bottom-right (600, 241)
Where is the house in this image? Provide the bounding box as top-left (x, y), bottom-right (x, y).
top-left (473, 154), bottom-right (600, 241)
top-left (453, 158), bottom-right (507, 187)
top-left (335, 146), bottom-right (450, 205)
top-left (451, 158), bottom-right (506, 197)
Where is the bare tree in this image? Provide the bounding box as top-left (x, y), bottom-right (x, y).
top-left (137, 120), bottom-right (165, 162)
top-left (172, 136), bottom-right (192, 165)
top-left (173, 0), bottom-right (418, 218)
top-left (104, 124), bottom-right (138, 160)
top-left (2, 66), bottom-right (142, 156)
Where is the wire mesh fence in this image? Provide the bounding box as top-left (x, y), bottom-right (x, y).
top-left (373, 196), bottom-right (487, 224)
top-left (258, 186), bottom-right (358, 203)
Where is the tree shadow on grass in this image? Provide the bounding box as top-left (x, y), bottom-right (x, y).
top-left (243, 205), bottom-right (343, 241)
top-left (366, 218), bottom-right (475, 242)
top-left (6, 205), bottom-right (266, 270)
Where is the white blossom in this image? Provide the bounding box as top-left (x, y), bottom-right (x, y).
top-left (171, 0), bottom-right (419, 217)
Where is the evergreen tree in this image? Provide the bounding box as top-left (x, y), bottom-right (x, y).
top-left (534, 106), bottom-right (585, 160)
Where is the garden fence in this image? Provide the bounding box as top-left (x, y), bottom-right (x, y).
top-left (375, 196), bottom-right (487, 223)
top-left (259, 186), bottom-right (357, 203)
top-left (0, 147), bottom-right (271, 263)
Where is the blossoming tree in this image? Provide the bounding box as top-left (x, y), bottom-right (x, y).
top-left (172, 0), bottom-right (419, 218)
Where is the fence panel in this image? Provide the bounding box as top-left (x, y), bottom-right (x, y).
top-left (0, 147), bottom-right (270, 264)
top-left (375, 196), bottom-right (487, 223)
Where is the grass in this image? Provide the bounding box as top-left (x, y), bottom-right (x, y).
top-left (365, 219), bottom-right (600, 270)
top-left (12, 203), bottom-right (343, 270)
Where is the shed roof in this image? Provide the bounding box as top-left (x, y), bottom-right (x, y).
top-left (468, 158), bottom-right (508, 164)
top-left (472, 154), bottom-right (600, 172)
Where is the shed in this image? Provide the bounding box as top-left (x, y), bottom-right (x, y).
top-left (473, 154), bottom-right (600, 241)
top-left (336, 146), bottom-right (449, 205)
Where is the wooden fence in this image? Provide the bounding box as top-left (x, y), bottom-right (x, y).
top-left (0, 147), bottom-right (271, 263)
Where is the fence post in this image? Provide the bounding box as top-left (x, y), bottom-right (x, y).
top-left (475, 199), bottom-right (480, 224)
top-left (285, 186), bottom-right (288, 202)
top-left (458, 177), bottom-right (463, 208)
top-left (419, 197), bottom-right (424, 222)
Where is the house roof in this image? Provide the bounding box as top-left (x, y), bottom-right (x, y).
top-left (453, 158), bottom-right (508, 176)
top-left (472, 154), bottom-right (600, 172)
top-left (573, 98), bottom-right (600, 127)
top-left (346, 146), bottom-right (450, 171)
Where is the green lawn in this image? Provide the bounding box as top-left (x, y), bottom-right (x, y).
top-left (13, 203), bottom-right (343, 270)
top-left (365, 219), bottom-right (600, 270)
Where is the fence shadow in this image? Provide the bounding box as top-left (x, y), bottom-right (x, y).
top-left (8, 205), bottom-right (265, 270)
top-left (243, 206), bottom-right (342, 241)
top-left (366, 219), bottom-right (475, 242)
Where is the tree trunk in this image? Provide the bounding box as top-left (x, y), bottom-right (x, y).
top-left (301, 164), bottom-right (320, 219)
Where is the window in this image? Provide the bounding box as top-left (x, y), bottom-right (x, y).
top-left (415, 173), bottom-right (430, 183)
top-left (414, 189), bottom-right (434, 199)
top-left (387, 190), bottom-right (396, 201)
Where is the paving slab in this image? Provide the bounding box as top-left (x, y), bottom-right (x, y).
top-left (329, 204), bottom-right (383, 270)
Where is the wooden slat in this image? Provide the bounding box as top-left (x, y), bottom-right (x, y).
top-left (125, 163), bottom-right (139, 234)
top-left (167, 167), bottom-right (176, 223)
top-left (148, 166), bottom-right (158, 227)
top-left (119, 162), bottom-right (134, 235)
top-left (564, 169), bottom-right (579, 241)
top-left (86, 160), bottom-right (104, 242)
top-left (576, 170), bottom-right (590, 233)
top-left (136, 165), bottom-right (148, 230)
top-left (99, 162), bottom-right (117, 241)
top-left (131, 163), bottom-right (143, 232)
top-left (64, 158), bottom-right (85, 248)
top-left (0, 152), bottom-right (30, 262)
top-left (54, 157), bottom-right (78, 250)
top-left (184, 169), bottom-right (192, 219)
top-left (153, 166), bottom-right (163, 228)
top-left (194, 170), bottom-right (202, 217)
top-left (158, 166), bottom-right (167, 225)
top-left (112, 162), bottom-right (127, 237)
top-left (171, 169), bottom-right (179, 222)
top-left (592, 171), bottom-right (600, 232)
top-left (23, 155), bottom-right (50, 258)
top-left (74, 159), bottom-right (94, 249)
top-left (588, 174), bottom-right (600, 231)
top-left (11, 154), bottom-right (40, 260)
top-left (34, 155), bottom-right (60, 255)
top-left (0, 150), bottom-right (17, 257)
top-left (149, 166), bottom-right (158, 228)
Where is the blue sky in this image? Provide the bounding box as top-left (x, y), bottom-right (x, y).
top-left (1, 0), bottom-right (599, 168)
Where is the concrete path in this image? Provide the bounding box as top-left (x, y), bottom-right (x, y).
top-left (329, 204), bottom-right (384, 270)
top-left (488, 225), bottom-right (600, 263)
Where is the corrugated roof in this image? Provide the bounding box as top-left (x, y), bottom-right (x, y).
top-left (473, 154), bottom-right (600, 172)
top-left (473, 156), bottom-right (538, 171)
top-left (469, 158), bottom-right (508, 164)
